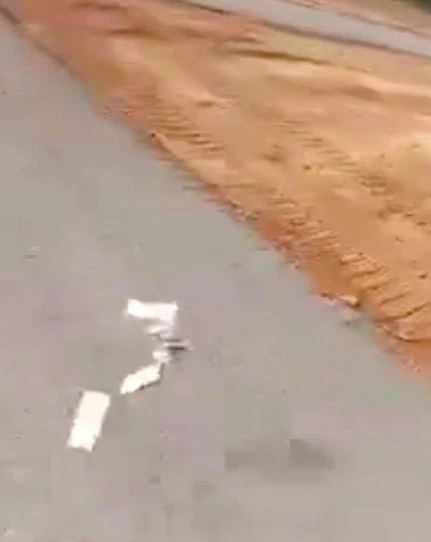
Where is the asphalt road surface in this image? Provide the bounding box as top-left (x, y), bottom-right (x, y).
top-left (187, 0), bottom-right (431, 58)
top-left (3, 7), bottom-right (431, 542)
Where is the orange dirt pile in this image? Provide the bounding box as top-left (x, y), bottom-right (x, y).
top-left (13, 0), bottom-right (431, 373)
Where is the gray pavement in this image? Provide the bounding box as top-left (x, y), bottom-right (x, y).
top-left (187, 0), bottom-right (431, 58)
top-left (2, 8), bottom-right (431, 542)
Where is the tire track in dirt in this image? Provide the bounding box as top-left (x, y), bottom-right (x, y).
top-left (17, 0), bottom-right (431, 372)
top-left (159, 43), bottom-right (431, 367)
top-left (123, 29), bottom-right (431, 368)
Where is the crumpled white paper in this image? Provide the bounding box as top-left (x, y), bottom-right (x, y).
top-left (125, 299), bottom-right (178, 337)
top-left (121, 298), bottom-right (190, 395)
top-left (120, 362), bottom-right (163, 395)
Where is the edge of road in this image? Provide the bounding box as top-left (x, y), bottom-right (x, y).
top-left (285, 0), bottom-right (431, 41)
top-left (0, 2), bottom-right (18, 24)
top-left (173, 0), bottom-right (431, 60)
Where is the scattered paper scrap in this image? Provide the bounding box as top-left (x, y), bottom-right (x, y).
top-left (125, 299), bottom-right (178, 335)
top-left (120, 362), bottom-right (162, 395)
top-left (67, 391), bottom-right (111, 452)
top-left (122, 298), bottom-right (190, 394)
